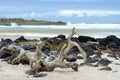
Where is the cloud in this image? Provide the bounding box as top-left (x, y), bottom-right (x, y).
top-left (2, 10), bottom-right (120, 20)
top-left (30, 12), bottom-right (40, 17)
top-left (58, 10), bottom-right (120, 17)
top-left (3, 12), bottom-right (42, 18)
top-left (3, 11), bottom-right (56, 19)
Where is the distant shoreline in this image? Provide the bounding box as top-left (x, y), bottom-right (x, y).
top-left (0, 18), bottom-right (66, 26)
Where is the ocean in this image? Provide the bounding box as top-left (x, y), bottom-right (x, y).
top-left (0, 23), bottom-right (120, 40)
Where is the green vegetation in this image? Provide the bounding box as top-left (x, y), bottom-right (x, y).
top-left (47, 42), bottom-right (66, 51)
top-left (0, 18), bottom-right (66, 25)
top-left (19, 39), bottom-right (66, 52)
top-left (19, 40), bottom-right (38, 45)
top-left (42, 38), bottom-right (67, 51)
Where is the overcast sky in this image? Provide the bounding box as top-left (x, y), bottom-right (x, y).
top-left (0, 0), bottom-right (120, 23)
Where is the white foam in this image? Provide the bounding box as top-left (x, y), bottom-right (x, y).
top-left (20, 23), bottom-right (120, 29)
top-left (0, 23), bottom-right (120, 29)
top-left (72, 23), bottom-right (120, 29)
top-left (0, 33), bottom-right (59, 41)
top-left (10, 22), bottom-right (18, 27)
top-left (0, 33), bottom-right (56, 37)
top-left (20, 25), bottom-right (69, 29)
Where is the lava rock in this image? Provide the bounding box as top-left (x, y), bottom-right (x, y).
top-left (70, 46), bottom-right (80, 53)
top-left (3, 38), bottom-right (13, 44)
top-left (15, 36), bottom-right (27, 43)
top-left (107, 42), bottom-right (118, 49)
top-left (52, 37), bottom-right (63, 45)
top-left (94, 51), bottom-right (102, 59)
top-left (22, 44), bottom-right (36, 50)
top-left (99, 67), bottom-right (112, 71)
top-left (41, 44), bottom-right (50, 55)
top-left (47, 37), bottom-right (63, 45)
top-left (80, 62), bottom-right (95, 67)
top-left (2, 56), bottom-right (14, 63)
top-left (82, 45), bottom-right (94, 58)
top-left (86, 43), bottom-right (98, 50)
top-left (85, 57), bottom-right (99, 63)
top-left (66, 46), bottom-right (79, 62)
top-left (99, 35), bottom-right (120, 48)
top-left (57, 34), bottom-right (66, 41)
top-left (0, 53), bottom-right (11, 58)
top-left (0, 38), bottom-right (13, 48)
top-left (99, 45), bottom-right (106, 50)
top-left (96, 58), bottom-right (112, 66)
top-left (0, 42), bottom-right (7, 49)
top-left (78, 35), bottom-right (96, 43)
top-left (33, 73), bottom-right (47, 77)
top-left (25, 70), bottom-right (36, 75)
top-left (66, 54), bottom-right (77, 62)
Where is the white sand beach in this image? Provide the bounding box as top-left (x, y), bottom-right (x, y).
top-left (0, 54), bottom-right (120, 80)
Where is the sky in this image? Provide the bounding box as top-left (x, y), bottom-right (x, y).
top-left (0, 0), bottom-right (120, 23)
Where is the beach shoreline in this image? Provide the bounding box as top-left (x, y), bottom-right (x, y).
top-left (0, 28), bottom-right (120, 41)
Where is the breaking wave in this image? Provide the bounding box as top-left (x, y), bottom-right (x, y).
top-left (0, 23), bottom-right (120, 29)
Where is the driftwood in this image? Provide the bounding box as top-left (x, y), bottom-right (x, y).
top-left (11, 41), bottom-right (44, 65)
top-left (30, 41), bottom-right (45, 72)
top-left (58, 27), bottom-right (87, 61)
top-left (102, 50), bottom-right (120, 54)
top-left (11, 41), bottom-right (78, 72)
top-left (29, 28), bottom-right (80, 72)
top-left (32, 27), bottom-right (86, 72)
top-left (12, 27), bottom-right (86, 73)
top-left (0, 44), bottom-right (21, 57)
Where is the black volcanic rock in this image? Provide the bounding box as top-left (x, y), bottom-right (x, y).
top-left (3, 38), bottom-right (13, 44)
top-left (22, 44), bottom-right (36, 50)
top-left (96, 59), bottom-right (112, 66)
top-left (33, 73), bottom-right (47, 77)
top-left (107, 42), bottom-right (118, 50)
top-left (15, 36), bottom-right (27, 43)
top-left (48, 37), bottom-right (64, 45)
top-left (0, 53), bottom-right (11, 58)
top-left (99, 67), bottom-right (112, 71)
top-left (66, 46), bottom-right (80, 62)
top-left (99, 35), bottom-right (120, 47)
top-left (0, 38), bottom-right (13, 48)
top-left (78, 35), bottom-right (96, 43)
top-left (82, 45), bottom-right (94, 58)
top-left (25, 70), bottom-right (36, 75)
top-left (2, 56), bottom-right (14, 63)
top-left (52, 37), bottom-right (61, 45)
top-left (94, 51), bottom-right (102, 59)
top-left (66, 54), bottom-right (77, 62)
top-left (57, 34), bottom-right (66, 41)
top-left (41, 44), bottom-right (50, 55)
top-left (85, 57), bottom-right (99, 63)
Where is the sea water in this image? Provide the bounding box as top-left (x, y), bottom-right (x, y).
top-left (0, 23), bottom-right (120, 40)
